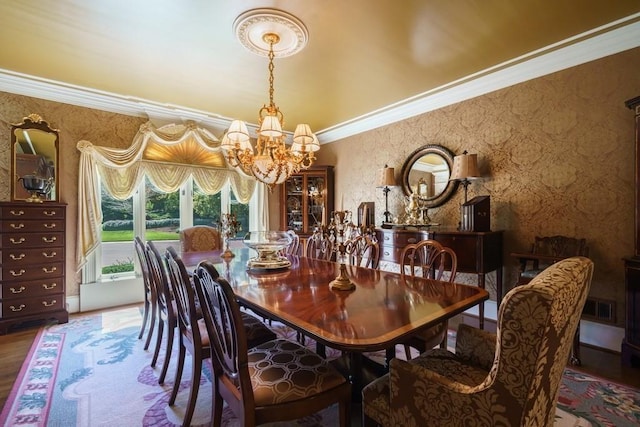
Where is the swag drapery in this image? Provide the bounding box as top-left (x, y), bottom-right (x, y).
top-left (76, 121), bottom-right (259, 270)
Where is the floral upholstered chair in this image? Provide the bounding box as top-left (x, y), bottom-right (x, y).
top-left (179, 225), bottom-right (221, 252)
top-left (362, 256), bottom-right (593, 427)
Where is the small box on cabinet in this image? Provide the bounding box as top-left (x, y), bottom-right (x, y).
top-left (460, 196), bottom-right (490, 232)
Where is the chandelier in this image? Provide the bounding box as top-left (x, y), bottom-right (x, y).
top-left (221, 10), bottom-right (319, 189)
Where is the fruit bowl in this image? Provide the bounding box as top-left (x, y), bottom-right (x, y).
top-left (243, 231), bottom-right (292, 270)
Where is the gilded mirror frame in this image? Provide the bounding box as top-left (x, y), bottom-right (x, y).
top-left (10, 114), bottom-right (60, 202)
top-left (400, 144), bottom-right (458, 208)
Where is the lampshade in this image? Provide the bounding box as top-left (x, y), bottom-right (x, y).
top-left (450, 153), bottom-right (480, 181)
top-left (258, 114), bottom-right (283, 138)
top-left (223, 120), bottom-right (250, 146)
top-left (378, 166), bottom-right (396, 187)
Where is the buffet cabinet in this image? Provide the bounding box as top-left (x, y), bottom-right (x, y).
top-left (280, 166), bottom-right (334, 237)
top-left (376, 227), bottom-right (503, 329)
top-left (623, 95), bottom-right (640, 367)
top-left (0, 202), bottom-right (68, 334)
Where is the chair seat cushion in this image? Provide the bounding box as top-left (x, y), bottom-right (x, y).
top-left (241, 311), bottom-right (277, 348)
top-left (362, 348), bottom-right (489, 425)
top-left (248, 339), bottom-right (348, 407)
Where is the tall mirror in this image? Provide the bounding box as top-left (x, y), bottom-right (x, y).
top-left (10, 114), bottom-right (59, 202)
top-left (400, 144), bottom-right (458, 208)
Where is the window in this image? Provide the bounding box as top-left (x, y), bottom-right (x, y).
top-left (94, 176), bottom-right (248, 282)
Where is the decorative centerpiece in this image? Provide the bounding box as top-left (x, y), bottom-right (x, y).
top-left (328, 210), bottom-right (356, 291)
top-left (18, 174), bottom-right (53, 203)
top-left (220, 213), bottom-right (240, 260)
top-left (243, 231), bottom-right (292, 270)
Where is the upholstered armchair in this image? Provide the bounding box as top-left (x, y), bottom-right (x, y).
top-left (179, 225), bottom-right (221, 252)
top-left (362, 256), bottom-right (594, 427)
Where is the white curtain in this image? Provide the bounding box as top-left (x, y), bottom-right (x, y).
top-left (76, 121), bottom-right (256, 270)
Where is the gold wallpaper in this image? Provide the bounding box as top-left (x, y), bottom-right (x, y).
top-left (0, 95), bottom-right (145, 296)
top-left (1, 47), bottom-right (638, 328)
top-left (312, 47), bottom-right (640, 326)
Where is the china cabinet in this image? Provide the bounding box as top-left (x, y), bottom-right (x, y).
top-left (280, 166), bottom-right (334, 236)
top-left (623, 95), bottom-right (640, 367)
top-left (0, 201), bottom-right (68, 334)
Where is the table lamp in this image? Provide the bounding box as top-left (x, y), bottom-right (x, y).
top-left (449, 151), bottom-right (480, 203)
top-left (377, 165), bottom-right (396, 223)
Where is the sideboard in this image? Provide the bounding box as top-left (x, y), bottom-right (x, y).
top-left (0, 201), bottom-right (69, 334)
top-left (376, 227), bottom-right (504, 329)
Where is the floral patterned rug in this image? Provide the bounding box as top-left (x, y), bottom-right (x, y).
top-left (1, 306), bottom-right (638, 426)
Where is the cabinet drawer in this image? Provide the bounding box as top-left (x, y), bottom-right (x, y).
top-left (0, 261), bottom-right (64, 281)
top-left (1, 247), bottom-right (64, 265)
top-left (378, 230), bottom-right (423, 246)
top-left (0, 219), bottom-right (64, 233)
top-left (380, 245), bottom-right (400, 263)
top-left (1, 232), bottom-right (64, 249)
top-left (0, 295), bottom-right (65, 318)
top-left (0, 205), bottom-right (65, 220)
top-left (1, 278), bottom-right (62, 299)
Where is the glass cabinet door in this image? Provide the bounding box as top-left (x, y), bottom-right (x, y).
top-left (280, 166), bottom-right (333, 236)
top-left (305, 175), bottom-right (326, 231)
top-left (284, 176), bottom-right (304, 232)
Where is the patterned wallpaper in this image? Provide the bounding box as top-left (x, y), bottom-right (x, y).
top-left (312, 47), bottom-right (640, 326)
top-left (0, 95), bottom-right (145, 296)
top-left (1, 47), bottom-right (639, 327)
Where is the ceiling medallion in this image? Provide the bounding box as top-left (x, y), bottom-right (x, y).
top-left (233, 8), bottom-right (308, 58)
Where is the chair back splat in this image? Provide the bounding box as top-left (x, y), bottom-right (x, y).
top-left (193, 261), bottom-right (352, 427)
top-left (398, 239), bottom-right (458, 358)
top-left (145, 241), bottom-right (177, 384)
top-left (164, 246), bottom-right (210, 427)
top-left (133, 236), bottom-right (157, 350)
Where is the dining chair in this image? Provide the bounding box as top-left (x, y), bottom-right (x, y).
top-left (179, 225), bottom-right (222, 252)
top-left (193, 261), bottom-right (352, 427)
top-left (362, 256), bottom-right (594, 427)
top-left (398, 240), bottom-right (458, 359)
top-left (164, 246), bottom-right (210, 427)
top-left (145, 241), bottom-right (177, 384)
top-left (305, 229), bottom-right (334, 260)
top-left (133, 236), bottom-right (157, 351)
top-left (345, 234), bottom-right (380, 269)
top-left (511, 235), bottom-right (589, 365)
top-left (284, 229), bottom-right (301, 255)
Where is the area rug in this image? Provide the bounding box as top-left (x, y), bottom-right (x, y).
top-left (1, 307), bottom-right (638, 427)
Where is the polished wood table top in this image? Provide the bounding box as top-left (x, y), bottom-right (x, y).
top-left (182, 247), bottom-right (489, 353)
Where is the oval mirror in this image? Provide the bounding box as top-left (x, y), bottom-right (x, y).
top-left (10, 114), bottom-right (59, 202)
top-left (400, 144), bottom-right (458, 208)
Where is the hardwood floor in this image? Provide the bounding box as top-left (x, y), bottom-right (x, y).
top-left (1, 310), bottom-right (639, 413)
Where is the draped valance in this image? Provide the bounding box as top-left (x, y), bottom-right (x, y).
top-left (76, 121), bottom-right (257, 270)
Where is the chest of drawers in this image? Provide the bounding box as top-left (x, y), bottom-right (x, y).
top-left (0, 202), bottom-right (68, 334)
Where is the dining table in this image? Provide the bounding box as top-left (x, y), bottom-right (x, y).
top-left (181, 246), bottom-right (489, 399)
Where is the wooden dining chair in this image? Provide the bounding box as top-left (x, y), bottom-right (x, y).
top-left (133, 236), bottom-right (157, 351)
top-left (164, 246), bottom-right (210, 427)
top-left (145, 241), bottom-right (177, 384)
top-left (305, 229), bottom-right (334, 260)
top-left (345, 234), bottom-right (380, 269)
top-left (398, 240), bottom-right (458, 359)
top-left (193, 261), bottom-right (352, 427)
top-left (511, 234), bottom-right (589, 365)
top-left (283, 229), bottom-right (301, 255)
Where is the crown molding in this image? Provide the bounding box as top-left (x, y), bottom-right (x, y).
top-left (0, 13), bottom-right (638, 143)
top-left (320, 13), bottom-right (640, 143)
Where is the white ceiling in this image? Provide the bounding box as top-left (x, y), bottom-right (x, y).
top-left (1, 1), bottom-right (639, 142)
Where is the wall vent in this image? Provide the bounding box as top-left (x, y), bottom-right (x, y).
top-left (582, 297), bottom-right (616, 323)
